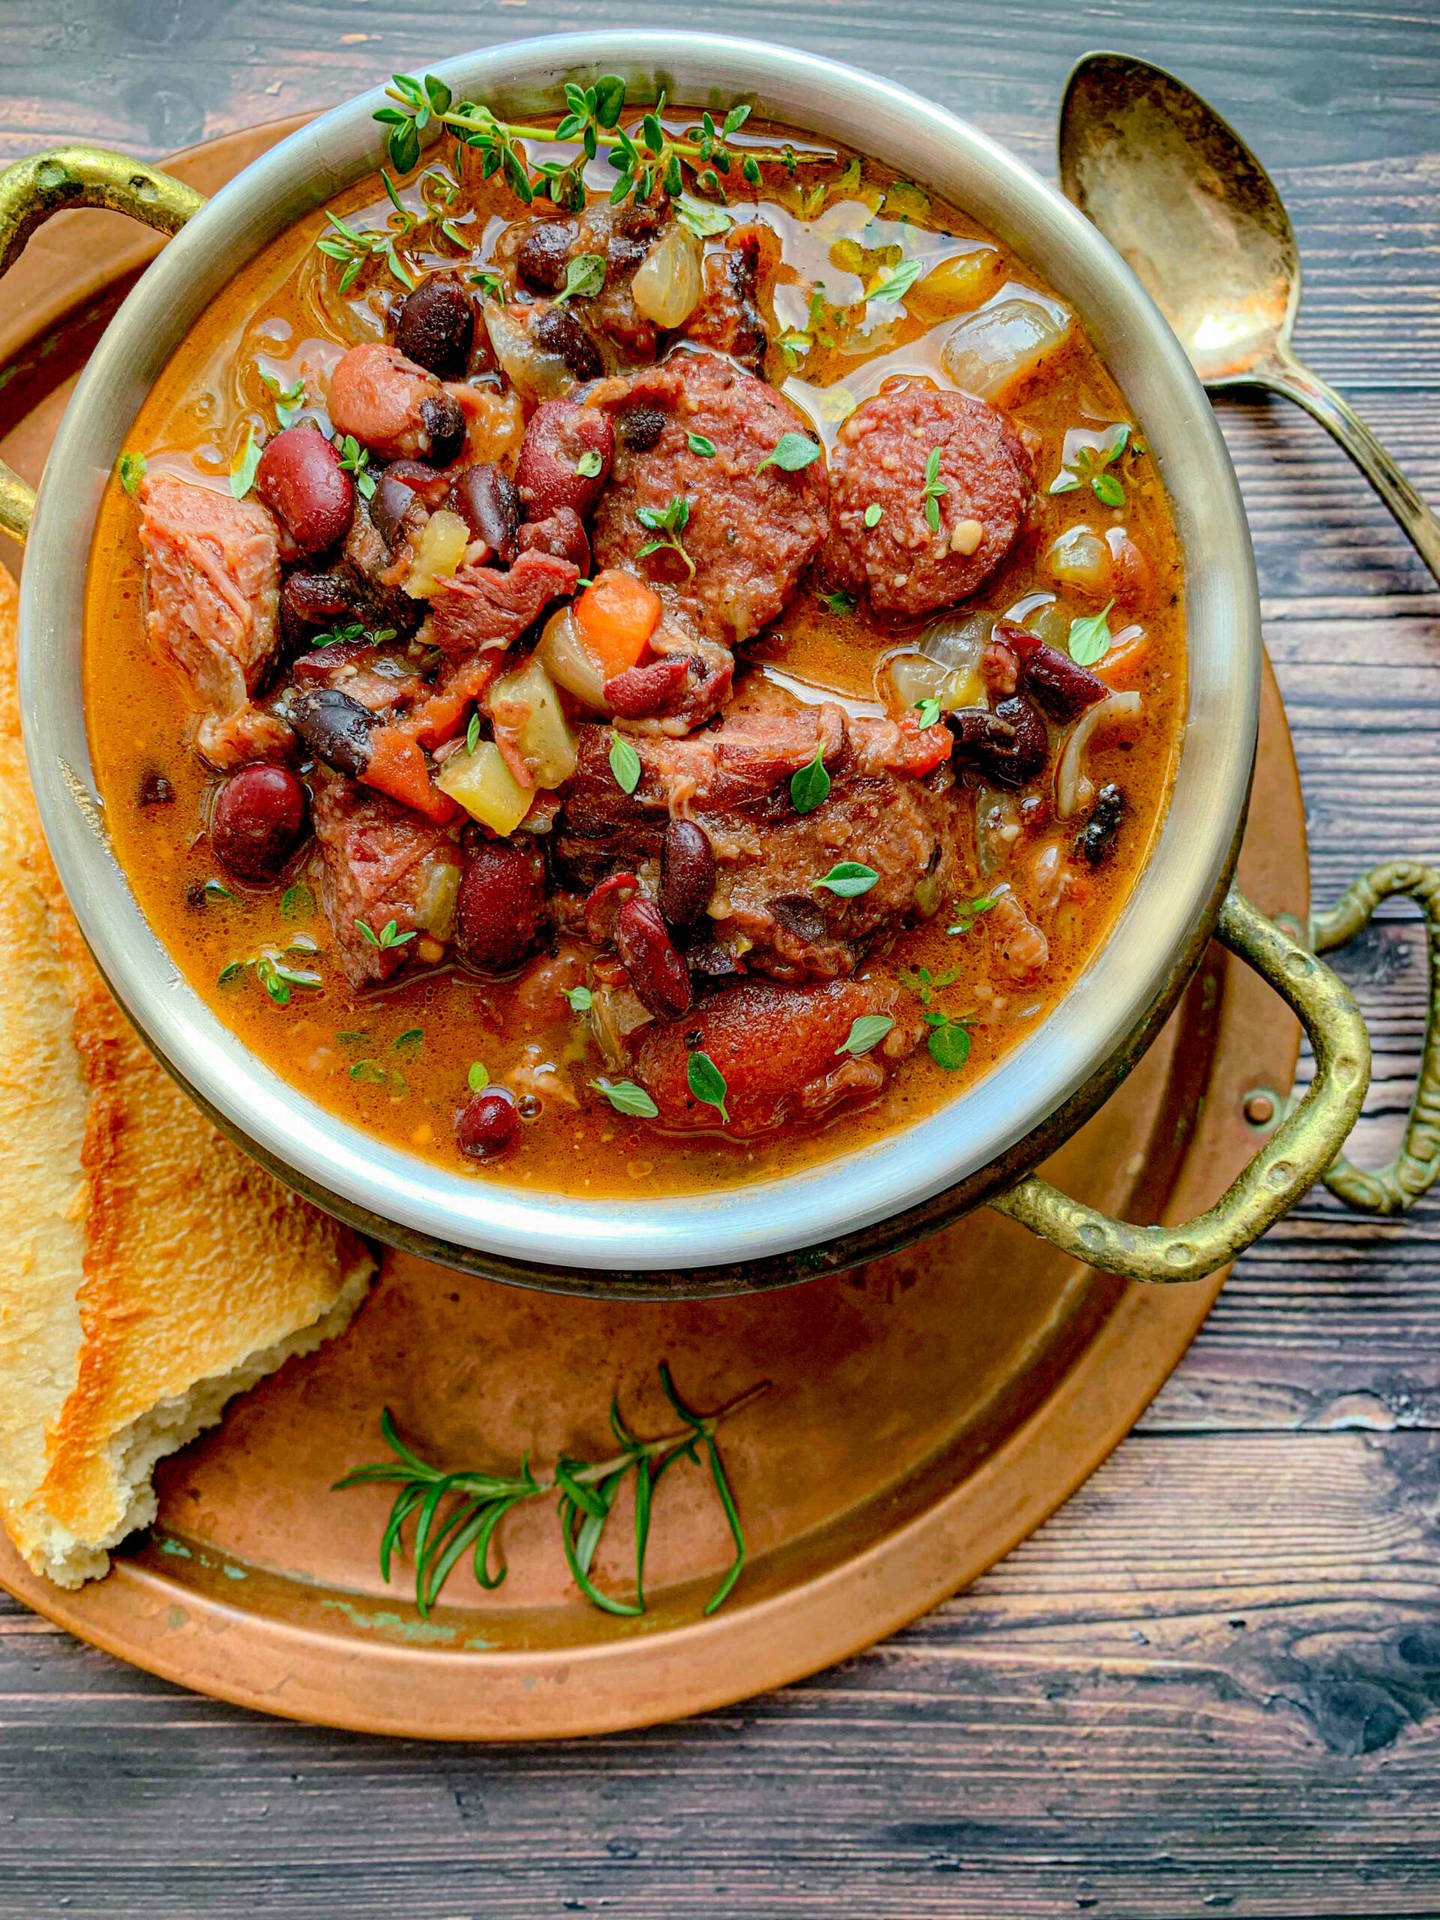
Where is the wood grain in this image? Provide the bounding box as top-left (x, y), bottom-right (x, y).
top-left (2, 1), bottom-right (1440, 1913)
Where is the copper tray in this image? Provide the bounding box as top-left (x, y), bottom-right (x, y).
top-left (0, 124), bottom-right (1306, 1739)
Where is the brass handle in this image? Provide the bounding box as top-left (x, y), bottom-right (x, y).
top-left (0, 146), bottom-right (206, 542)
top-left (1313, 861), bottom-right (1440, 1213)
top-left (989, 886), bottom-right (1372, 1282)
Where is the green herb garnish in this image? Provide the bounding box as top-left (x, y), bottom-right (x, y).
top-left (316, 203), bottom-right (417, 294)
top-left (564, 984), bottom-right (594, 1015)
top-left (790, 746), bottom-right (830, 815)
top-left (812, 861), bottom-right (879, 898)
top-left (356, 917), bottom-right (418, 950)
top-left (590, 1077), bottom-right (660, 1118)
top-left (117, 451), bottom-right (146, 495)
top-left (375, 72), bottom-right (821, 216)
top-left (914, 697), bottom-right (942, 729)
top-left (280, 882), bottom-right (314, 921)
top-left (394, 1028), bottom-right (426, 1053)
top-left (947, 892), bottom-right (1000, 935)
top-left (1049, 423), bottom-right (1131, 503)
top-left (203, 878), bottom-right (235, 903)
top-left (687, 432), bottom-right (718, 458)
top-left (229, 427), bottom-right (262, 500)
top-left (837, 1014), bottom-right (894, 1057)
top-left (901, 966), bottom-right (972, 1070)
top-left (467, 1060), bottom-right (490, 1093)
top-left (921, 444), bottom-right (947, 533)
top-left (468, 267), bottom-right (507, 303)
top-left (555, 251), bottom-right (606, 302)
top-left (465, 709), bottom-right (482, 755)
top-left (608, 732), bottom-right (642, 795)
top-left (864, 503), bottom-right (883, 529)
top-left (820, 588), bottom-right (856, 616)
top-left (337, 434), bottom-right (377, 501)
top-left (1067, 599), bottom-right (1115, 667)
top-left (868, 256), bottom-right (925, 304)
top-left (261, 370), bottom-right (307, 430)
top-left (686, 1049), bottom-right (730, 1123)
top-left (634, 494), bottom-right (695, 579)
top-left (574, 448), bottom-right (605, 479)
top-left (757, 431), bottom-right (822, 475)
top-left (311, 619), bottom-right (398, 649)
top-left (336, 1365), bottom-right (767, 1619)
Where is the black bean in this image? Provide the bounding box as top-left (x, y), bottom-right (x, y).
top-left (448, 463), bottom-right (520, 560)
top-left (137, 770), bottom-right (174, 807)
top-left (659, 819), bottom-right (715, 928)
top-left (619, 406), bottom-right (666, 452)
top-left (515, 223), bottom-right (574, 295)
top-left (420, 392), bottom-right (467, 467)
top-left (1077, 783), bottom-right (1125, 865)
top-left (281, 686), bottom-right (376, 779)
top-left (393, 272), bottom-right (475, 379)
top-left (369, 470), bottom-right (421, 550)
top-left (533, 305), bottom-right (604, 383)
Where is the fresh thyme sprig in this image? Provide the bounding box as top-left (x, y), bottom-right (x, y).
top-left (375, 71), bottom-right (825, 211)
top-left (635, 494), bottom-right (695, 578)
top-left (336, 1365), bottom-right (769, 1618)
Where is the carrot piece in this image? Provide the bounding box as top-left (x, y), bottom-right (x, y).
top-left (363, 726), bottom-right (459, 824)
top-left (573, 568), bottom-right (662, 677)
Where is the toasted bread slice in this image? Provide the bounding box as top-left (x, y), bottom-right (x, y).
top-left (0, 565), bottom-right (374, 1587)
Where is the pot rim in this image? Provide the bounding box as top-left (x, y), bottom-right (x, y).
top-left (18, 31), bottom-right (1260, 1276)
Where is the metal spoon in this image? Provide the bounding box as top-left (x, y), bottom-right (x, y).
top-left (1058, 50), bottom-right (1440, 586)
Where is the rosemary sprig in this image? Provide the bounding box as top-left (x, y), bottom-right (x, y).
top-left (376, 71), bottom-right (826, 210)
top-left (336, 1365), bottom-right (769, 1618)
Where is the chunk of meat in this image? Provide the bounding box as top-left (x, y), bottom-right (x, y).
top-left (137, 474), bottom-right (288, 769)
top-left (557, 678), bottom-right (965, 979)
top-left (292, 640), bottom-right (426, 715)
top-left (630, 977), bottom-right (918, 1135)
top-left (427, 548), bottom-right (580, 657)
top-left (987, 887), bottom-right (1049, 983)
top-left (592, 351), bottom-right (829, 644)
top-left (825, 386), bottom-right (1033, 617)
top-left (328, 342), bottom-right (462, 463)
top-left (311, 770), bottom-right (463, 986)
top-left (679, 225), bottom-right (777, 372)
top-left (608, 616), bottom-right (734, 735)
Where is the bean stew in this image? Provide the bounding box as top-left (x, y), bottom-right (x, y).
top-left (83, 76), bottom-right (1185, 1196)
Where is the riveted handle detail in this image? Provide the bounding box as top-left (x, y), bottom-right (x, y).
top-left (989, 887), bottom-right (1371, 1283)
top-left (0, 146), bottom-right (206, 542)
top-left (1312, 860), bottom-right (1440, 1214)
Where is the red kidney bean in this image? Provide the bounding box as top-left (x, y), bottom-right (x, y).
top-left (454, 839), bottom-right (547, 974)
top-left (516, 223), bottom-right (574, 294)
top-left (393, 271), bottom-right (475, 379)
top-left (616, 896), bottom-right (692, 1020)
top-left (606, 655), bottom-right (690, 720)
top-left (448, 463), bottom-right (520, 560)
top-left (995, 620), bottom-right (1107, 722)
top-left (659, 819), bottom-right (716, 929)
top-left (382, 458), bottom-right (453, 507)
top-left (532, 306), bottom-right (604, 384)
top-left (419, 392), bottom-right (466, 467)
top-left (455, 1085), bottom-right (520, 1158)
top-left (210, 765), bottom-right (309, 881)
top-left (253, 424), bottom-right (353, 555)
top-left (515, 508), bottom-right (590, 575)
top-left (516, 398), bottom-right (614, 522)
top-left (583, 870), bottom-right (639, 945)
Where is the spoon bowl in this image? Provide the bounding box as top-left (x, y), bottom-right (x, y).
top-left (1059, 50), bottom-right (1440, 584)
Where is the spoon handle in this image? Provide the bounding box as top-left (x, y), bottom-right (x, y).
top-left (1261, 348), bottom-right (1440, 588)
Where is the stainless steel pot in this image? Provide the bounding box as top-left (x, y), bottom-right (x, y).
top-left (4, 32), bottom-right (1437, 1296)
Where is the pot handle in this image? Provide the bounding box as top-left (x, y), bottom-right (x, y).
top-left (989, 880), bottom-right (1412, 1281)
top-left (0, 146), bottom-right (206, 543)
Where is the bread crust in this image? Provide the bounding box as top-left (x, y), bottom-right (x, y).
top-left (0, 564), bottom-right (375, 1586)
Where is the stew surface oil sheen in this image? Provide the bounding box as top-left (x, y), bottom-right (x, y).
top-left (83, 105), bottom-right (1185, 1197)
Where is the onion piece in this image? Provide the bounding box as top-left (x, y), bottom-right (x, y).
top-left (631, 226), bottom-right (704, 327)
top-left (482, 299), bottom-right (572, 402)
top-left (535, 605), bottom-right (610, 712)
top-left (1044, 525), bottom-right (1111, 595)
top-left (1055, 690), bottom-right (1142, 819)
top-left (940, 295), bottom-right (1073, 403)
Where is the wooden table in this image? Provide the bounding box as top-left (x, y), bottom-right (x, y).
top-left (2, 2), bottom-right (1437, 1913)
